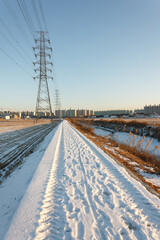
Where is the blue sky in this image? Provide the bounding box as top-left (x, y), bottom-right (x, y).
top-left (0, 0), bottom-right (160, 111)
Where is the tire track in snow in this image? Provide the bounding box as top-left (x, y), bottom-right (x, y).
top-left (34, 124), bottom-right (72, 240)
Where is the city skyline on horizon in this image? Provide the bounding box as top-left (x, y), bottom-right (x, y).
top-left (1, 103), bottom-right (159, 113)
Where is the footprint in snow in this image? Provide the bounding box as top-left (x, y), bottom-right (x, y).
top-left (67, 208), bottom-right (80, 219)
top-left (95, 162), bottom-right (100, 168)
top-left (66, 202), bottom-right (73, 212)
top-left (72, 159), bottom-right (77, 165)
top-left (94, 195), bottom-right (104, 207)
top-left (72, 169), bottom-right (76, 177)
top-left (76, 221), bottom-right (84, 239)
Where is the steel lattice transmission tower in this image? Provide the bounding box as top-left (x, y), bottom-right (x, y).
top-left (54, 89), bottom-right (61, 111)
top-left (33, 31), bottom-right (53, 117)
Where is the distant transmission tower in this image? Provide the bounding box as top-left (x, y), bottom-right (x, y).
top-left (55, 89), bottom-right (61, 111)
top-left (33, 31), bottom-right (53, 117)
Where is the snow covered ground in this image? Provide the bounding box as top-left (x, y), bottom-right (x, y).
top-left (1, 121), bottom-right (160, 239)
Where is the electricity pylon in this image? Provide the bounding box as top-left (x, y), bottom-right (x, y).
top-left (33, 31), bottom-right (53, 117)
top-left (54, 89), bottom-right (61, 111)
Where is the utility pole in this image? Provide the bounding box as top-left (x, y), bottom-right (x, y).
top-left (33, 31), bottom-right (53, 117)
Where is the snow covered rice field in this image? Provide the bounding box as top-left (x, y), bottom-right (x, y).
top-left (0, 119), bottom-right (51, 134)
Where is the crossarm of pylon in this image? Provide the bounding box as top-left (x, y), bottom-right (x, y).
top-left (47, 76), bottom-right (53, 80)
top-left (46, 61), bottom-right (53, 66)
top-left (34, 52), bottom-right (51, 58)
top-left (33, 46), bottom-right (40, 51)
top-left (33, 75), bottom-right (40, 79)
top-left (45, 46), bottom-right (52, 51)
top-left (33, 60), bottom-right (40, 65)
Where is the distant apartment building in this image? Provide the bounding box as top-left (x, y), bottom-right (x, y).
top-left (0, 110), bottom-right (53, 119)
top-left (55, 109), bottom-right (94, 118)
top-left (134, 109), bottom-right (144, 114)
top-left (144, 105), bottom-right (160, 115)
top-left (77, 109), bottom-right (86, 117)
top-left (86, 110), bottom-right (94, 117)
top-left (76, 109), bottom-right (94, 117)
top-left (66, 109), bottom-right (77, 118)
top-left (94, 110), bottom-right (132, 117)
top-left (0, 111), bottom-right (11, 119)
top-left (90, 110), bottom-right (94, 116)
top-left (55, 109), bottom-right (66, 118)
top-left (61, 110), bottom-right (66, 118)
top-left (55, 110), bottom-right (61, 118)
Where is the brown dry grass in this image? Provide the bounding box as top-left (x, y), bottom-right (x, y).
top-left (88, 118), bottom-right (149, 128)
top-left (68, 118), bottom-right (160, 195)
top-left (80, 117), bottom-right (160, 128)
top-left (92, 118), bottom-right (160, 127)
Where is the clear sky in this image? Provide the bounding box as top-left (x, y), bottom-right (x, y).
top-left (0, 0), bottom-right (160, 112)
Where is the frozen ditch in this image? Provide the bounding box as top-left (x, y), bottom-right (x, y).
top-left (93, 127), bottom-right (160, 157)
top-left (1, 120), bottom-right (160, 239)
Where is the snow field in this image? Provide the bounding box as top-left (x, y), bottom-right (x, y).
top-left (3, 121), bottom-right (160, 239)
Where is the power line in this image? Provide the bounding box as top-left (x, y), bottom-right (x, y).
top-left (2, 0), bottom-right (33, 47)
top-left (16, 0), bottom-right (36, 39)
top-left (37, 1), bottom-right (53, 52)
top-left (37, 1), bottom-right (57, 90)
top-left (36, 1), bottom-right (60, 109)
top-left (0, 17), bottom-right (32, 62)
top-left (38, 0), bottom-right (48, 31)
top-left (0, 30), bottom-right (33, 68)
top-left (19, 0), bottom-right (36, 36)
top-left (30, 0), bottom-right (42, 30)
top-left (0, 47), bottom-right (32, 77)
top-left (21, 0), bottom-right (37, 34)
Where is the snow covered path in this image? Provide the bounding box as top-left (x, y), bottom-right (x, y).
top-left (4, 121), bottom-right (160, 240)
